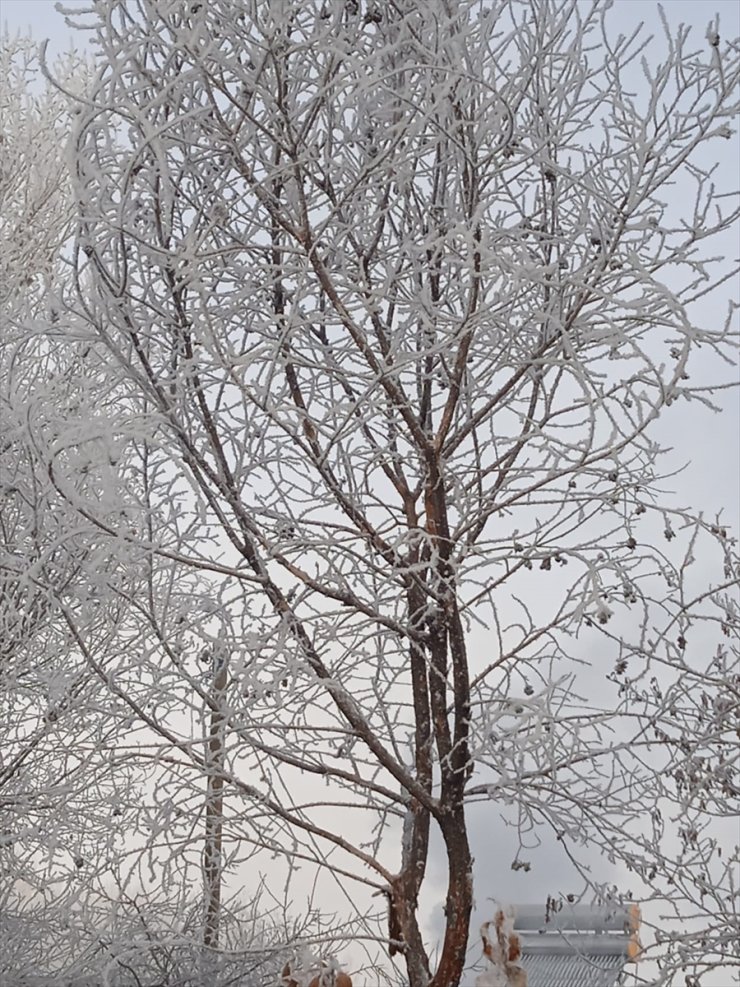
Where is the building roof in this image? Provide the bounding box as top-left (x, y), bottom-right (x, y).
top-left (522, 952), bottom-right (626, 987)
top-left (515, 903), bottom-right (639, 987)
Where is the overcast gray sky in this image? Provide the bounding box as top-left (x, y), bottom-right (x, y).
top-left (3, 0), bottom-right (736, 517)
top-left (4, 0), bottom-right (737, 526)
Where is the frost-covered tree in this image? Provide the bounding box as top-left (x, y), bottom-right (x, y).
top-left (17, 1), bottom-right (740, 984)
top-left (1, 35), bottom-right (75, 664)
top-left (1, 32), bottom-right (97, 977)
top-left (0, 34), bottom-right (146, 981)
top-left (1, 38), bottom-right (313, 986)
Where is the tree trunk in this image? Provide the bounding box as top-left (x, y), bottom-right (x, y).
top-left (203, 653), bottom-right (228, 951)
top-left (430, 809), bottom-right (473, 987)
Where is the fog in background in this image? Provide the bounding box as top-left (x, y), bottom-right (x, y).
top-left (2, 0), bottom-right (738, 982)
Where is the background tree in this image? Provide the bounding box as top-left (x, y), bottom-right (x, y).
top-left (0, 36), bottom-right (102, 977)
top-left (5, 1), bottom-right (739, 984)
top-left (0, 34), bottom-right (152, 983)
top-left (0, 34), bottom-right (292, 987)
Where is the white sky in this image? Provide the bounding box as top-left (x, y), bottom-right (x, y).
top-left (2, 0), bottom-right (736, 512)
top-left (2, 0), bottom-right (79, 56)
top-left (4, 0), bottom-right (735, 532)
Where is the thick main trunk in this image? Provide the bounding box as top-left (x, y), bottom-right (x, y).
top-left (405, 452), bottom-right (472, 987)
top-left (394, 878), bottom-right (433, 987)
top-left (395, 806), bottom-right (473, 987)
top-left (430, 809), bottom-right (474, 987)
